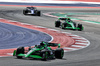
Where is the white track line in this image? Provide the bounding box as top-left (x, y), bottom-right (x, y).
top-left (47, 29), bottom-right (59, 32)
top-left (71, 45), bottom-right (85, 48)
top-left (72, 37), bottom-right (86, 40)
top-left (7, 53), bottom-right (13, 55)
top-left (75, 43), bottom-right (88, 45)
top-left (75, 40), bottom-right (87, 42)
top-left (64, 47), bottom-right (77, 50)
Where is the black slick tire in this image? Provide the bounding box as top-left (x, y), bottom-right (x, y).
top-left (55, 48), bottom-right (64, 59)
top-left (77, 24), bottom-right (83, 31)
top-left (37, 11), bottom-right (41, 16)
top-left (23, 10), bottom-right (27, 15)
top-left (55, 21), bottom-right (61, 27)
top-left (16, 47), bottom-right (24, 59)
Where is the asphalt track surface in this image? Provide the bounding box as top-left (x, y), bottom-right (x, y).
top-left (0, 6), bottom-right (100, 66)
top-left (0, 22), bottom-right (52, 49)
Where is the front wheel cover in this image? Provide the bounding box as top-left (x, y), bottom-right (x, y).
top-left (42, 52), bottom-right (48, 61)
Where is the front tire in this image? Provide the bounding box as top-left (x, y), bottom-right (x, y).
top-left (37, 11), bottom-right (41, 16)
top-left (23, 10), bottom-right (27, 15)
top-left (16, 47), bottom-right (24, 59)
top-left (77, 24), bottom-right (83, 31)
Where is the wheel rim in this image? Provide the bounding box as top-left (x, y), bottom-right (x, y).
top-left (43, 52), bottom-right (48, 59)
top-left (61, 50), bottom-right (64, 57)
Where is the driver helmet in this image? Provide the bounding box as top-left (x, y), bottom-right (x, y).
top-left (40, 41), bottom-right (45, 46)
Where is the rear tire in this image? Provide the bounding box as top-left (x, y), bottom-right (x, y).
top-left (16, 47), bottom-right (24, 59)
top-left (55, 48), bottom-right (64, 59)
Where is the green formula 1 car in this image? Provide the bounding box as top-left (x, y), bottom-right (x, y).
top-left (55, 17), bottom-right (84, 31)
top-left (13, 41), bottom-right (64, 61)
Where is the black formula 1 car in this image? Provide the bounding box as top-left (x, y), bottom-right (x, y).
top-left (13, 41), bottom-right (64, 61)
top-left (55, 17), bottom-right (84, 31)
top-left (23, 7), bottom-right (41, 16)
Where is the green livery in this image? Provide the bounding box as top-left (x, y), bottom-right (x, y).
top-left (55, 17), bottom-right (84, 31)
top-left (13, 41), bottom-right (64, 61)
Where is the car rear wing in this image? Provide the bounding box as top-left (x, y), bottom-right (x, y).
top-left (47, 43), bottom-right (60, 48)
top-left (59, 18), bottom-right (67, 20)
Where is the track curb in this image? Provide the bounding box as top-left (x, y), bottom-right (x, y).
top-left (0, 18), bottom-right (90, 57)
